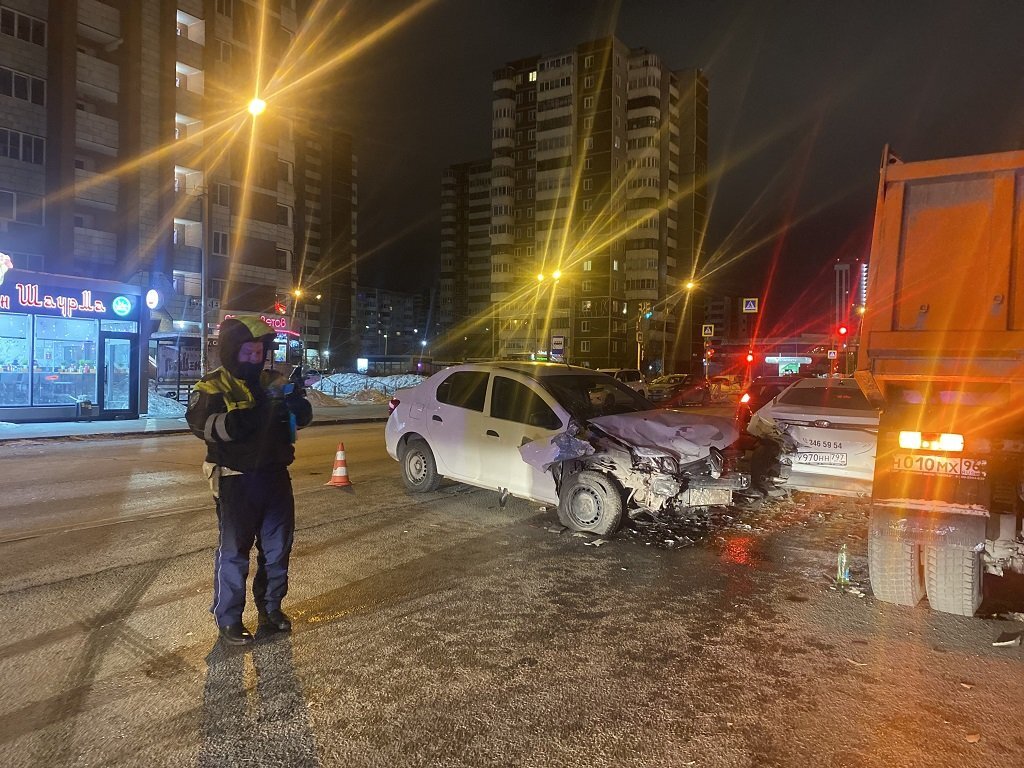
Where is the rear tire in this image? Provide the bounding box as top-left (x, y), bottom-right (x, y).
top-left (868, 535), bottom-right (925, 607)
top-left (557, 470), bottom-right (624, 535)
top-left (400, 437), bottom-right (441, 493)
top-left (924, 546), bottom-right (982, 617)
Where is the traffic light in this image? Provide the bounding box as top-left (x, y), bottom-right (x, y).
top-left (274, 300), bottom-right (287, 314)
top-left (644, 310), bottom-right (653, 319)
top-left (837, 324), bottom-right (849, 337)
top-left (706, 346), bottom-right (715, 358)
top-left (746, 351), bottom-right (754, 363)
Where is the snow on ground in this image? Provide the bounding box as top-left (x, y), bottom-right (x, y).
top-left (313, 373), bottom-right (426, 401)
top-left (146, 384), bottom-right (188, 417)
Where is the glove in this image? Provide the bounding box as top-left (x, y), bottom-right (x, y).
top-left (224, 406), bottom-right (260, 440)
top-left (285, 390), bottom-right (313, 428)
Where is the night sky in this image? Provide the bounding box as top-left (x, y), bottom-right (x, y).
top-left (317, 0), bottom-right (1024, 333)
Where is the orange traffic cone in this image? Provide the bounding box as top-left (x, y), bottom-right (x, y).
top-left (325, 443), bottom-right (353, 488)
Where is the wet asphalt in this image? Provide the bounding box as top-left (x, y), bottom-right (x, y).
top-left (1, 423), bottom-right (1023, 767)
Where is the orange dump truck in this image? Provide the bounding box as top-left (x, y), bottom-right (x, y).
top-left (855, 147), bottom-right (1024, 616)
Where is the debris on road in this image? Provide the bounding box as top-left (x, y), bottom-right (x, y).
top-left (992, 631), bottom-right (1023, 647)
top-left (965, 733), bottom-right (981, 744)
top-left (584, 538), bottom-right (608, 548)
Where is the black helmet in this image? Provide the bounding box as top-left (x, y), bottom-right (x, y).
top-left (218, 316), bottom-right (276, 379)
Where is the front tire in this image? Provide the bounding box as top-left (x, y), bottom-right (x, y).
top-left (557, 470), bottom-right (624, 535)
top-left (924, 546), bottom-right (982, 617)
top-left (400, 437), bottom-right (441, 493)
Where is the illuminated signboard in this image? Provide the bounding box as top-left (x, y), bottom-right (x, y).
top-left (0, 280), bottom-right (139, 320)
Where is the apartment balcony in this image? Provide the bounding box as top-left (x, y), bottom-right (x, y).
top-left (75, 111), bottom-right (119, 156)
top-left (175, 87), bottom-right (203, 117)
top-left (73, 226), bottom-right (117, 265)
top-left (76, 51), bottom-right (119, 103)
top-left (77, 0), bottom-right (120, 46)
top-left (173, 244), bottom-right (202, 273)
top-left (74, 169), bottom-right (117, 210)
top-left (176, 35), bottom-right (204, 70)
top-left (173, 190), bottom-right (203, 222)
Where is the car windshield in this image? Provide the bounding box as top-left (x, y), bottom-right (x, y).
top-left (542, 373), bottom-right (653, 420)
top-left (778, 384), bottom-right (874, 411)
top-left (652, 375), bottom-right (693, 386)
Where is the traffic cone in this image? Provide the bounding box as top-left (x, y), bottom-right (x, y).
top-left (325, 443), bottom-right (353, 488)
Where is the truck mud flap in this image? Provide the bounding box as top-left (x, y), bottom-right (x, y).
top-left (869, 506), bottom-right (986, 550)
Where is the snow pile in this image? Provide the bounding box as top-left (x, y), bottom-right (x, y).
top-left (145, 389), bottom-right (187, 417)
top-left (313, 373), bottom-right (426, 401)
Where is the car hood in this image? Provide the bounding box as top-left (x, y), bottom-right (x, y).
top-left (589, 410), bottom-right (737, 462)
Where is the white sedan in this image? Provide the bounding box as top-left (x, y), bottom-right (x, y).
top-left (385, 361), bottom-right (747, 534)
top-left (746, 377), bottom-right (879, 496)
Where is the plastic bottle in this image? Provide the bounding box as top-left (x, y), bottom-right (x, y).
top-left (836, 543), bottom-right (850, 585)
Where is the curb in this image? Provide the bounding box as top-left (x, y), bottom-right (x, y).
top-left (0, 416), bottom-right (390, 444)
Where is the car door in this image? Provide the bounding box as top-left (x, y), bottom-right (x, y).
top-left (479, 373), bottom-right (564, 504)
top-left (426, 369), bottom-right (490, 483)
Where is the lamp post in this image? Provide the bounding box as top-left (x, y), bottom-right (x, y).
top-left (198, 186), bottom-right (212, 375)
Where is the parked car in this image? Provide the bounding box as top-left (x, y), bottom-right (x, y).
top-left (746, 377), bottom-right (879, 497)
top-left (385, 362), bottom-right (747, 534)
top-left (597, 368), bottom-right (648, 398)
top-left (647, 374), bottom-right (711, 407)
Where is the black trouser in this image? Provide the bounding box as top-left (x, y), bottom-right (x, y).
top-left (211, 468), bottom-right (295, 627)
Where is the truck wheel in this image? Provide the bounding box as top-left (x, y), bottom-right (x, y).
top-left (924, 546), bottom-right (982, 617)
top-left (557, 470), bottom-right (624, 535)
top-left (400, 437), bottom-right (441, 493)
top-left (868, 536), bottom-right (925, 607)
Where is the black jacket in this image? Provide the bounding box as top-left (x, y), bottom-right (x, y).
top-left (186, 367), bottom-right (313, 472)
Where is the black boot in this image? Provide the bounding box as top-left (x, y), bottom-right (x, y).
top-left (258, 608), bottom-right (292, 632)
top-left (218, 623), bottom-right (254, 645)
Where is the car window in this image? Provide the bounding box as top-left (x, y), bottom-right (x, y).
top-left (435, 370), bottom-right (489, 412)
top-left (778, 384), bottom-right (874, 411)
top-left (490, 376), bottom-right (561, 429)
top-left (543, 373), bottom-right (651, 420)
top-left (621, 371), bottom-right (639, 383)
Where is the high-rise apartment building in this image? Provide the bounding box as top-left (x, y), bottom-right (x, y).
top-left (487, 36), bottom-right (707, 371)
top-left (0, 0), bottom-right (356, 421)
top-left (439, 158), bottom-right (491, 359)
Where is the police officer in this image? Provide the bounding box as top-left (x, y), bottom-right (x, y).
top-left (186, 316), bottom-right (313, 645)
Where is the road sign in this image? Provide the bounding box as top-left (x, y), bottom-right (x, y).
top-left (827, 349), bottom-right (838, 360)
top-left (701, 324), bottom-right (714, 337)
top-left (742, 298), bottom-right (759, 313)
top-left (550, 335), bottom-right (565, 361)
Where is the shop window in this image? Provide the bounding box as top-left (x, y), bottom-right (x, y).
top-left (32, 317), bottom-right (97, 406)
top-left (0, 313), bottom-right (31, 406)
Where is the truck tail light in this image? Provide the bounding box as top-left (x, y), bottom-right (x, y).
top-left (898, 431), bottom-right (964, 452)
top-left (388, 397), bottom-right (400, 415)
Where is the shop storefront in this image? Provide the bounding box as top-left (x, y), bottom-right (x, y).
top-left (0, 263), bottom-right (145, 423)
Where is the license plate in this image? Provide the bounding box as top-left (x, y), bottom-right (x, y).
top-left (793, 452), bottom-right (847, 466)
top-left (892, 454), bottom-right (987, 478)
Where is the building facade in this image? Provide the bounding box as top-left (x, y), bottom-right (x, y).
top-left (438, 158), bottom-right (491, 359)
top-left (0, 0), bottom-right (356, 419)
top-left (486, 36), bottom-right (708, 371)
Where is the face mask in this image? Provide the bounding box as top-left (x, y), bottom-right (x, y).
top-left (237, 362), bottom-right (263, 383)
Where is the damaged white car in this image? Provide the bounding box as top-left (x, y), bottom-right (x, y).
top-left (746, 377), bottom-right (879, 497)
top-left (385, 361), bottom-right (748, 534)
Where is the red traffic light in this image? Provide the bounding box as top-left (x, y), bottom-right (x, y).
top-left (706, 348), bottom-right (715, 358)
top-left (274, 301), bottom-right (287, 314)
top-left (746, 352), bottom-right (754, 363)
top-left (837, 324), bottom-right (849, 336)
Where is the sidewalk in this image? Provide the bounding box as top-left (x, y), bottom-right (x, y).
top-left (0, 402), bottom-right (390, 442)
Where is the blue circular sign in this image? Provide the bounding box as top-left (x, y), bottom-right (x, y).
top-left (111, 296), bottom-right (132, 317)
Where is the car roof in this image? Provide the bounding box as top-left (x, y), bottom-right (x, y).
top-left (452, 361), bottom-right (601, 379)
top-left (783, 377), bottom-right (862, 390)
top-left (597, 367), bottom-right (639, 373)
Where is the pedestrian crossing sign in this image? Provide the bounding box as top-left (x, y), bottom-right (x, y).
top-left (701, 324), bottom-right (714, 337)
top-left (742, 298), bottom-right (758, 313)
